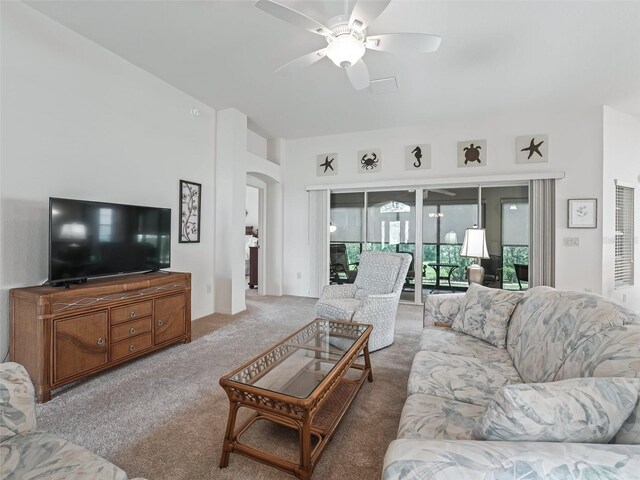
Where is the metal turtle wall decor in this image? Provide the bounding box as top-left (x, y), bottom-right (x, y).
top-left (457, 140), bottom-right (487, 168)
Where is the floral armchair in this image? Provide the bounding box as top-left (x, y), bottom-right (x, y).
top-left (315, 251), bottom-right (411, 352)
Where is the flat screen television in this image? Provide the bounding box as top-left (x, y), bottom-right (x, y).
top-left (49, 197), bottom-right (171, 285)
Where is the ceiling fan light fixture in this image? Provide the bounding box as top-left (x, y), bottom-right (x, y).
top-left (325, 36), bottom-right (365, 68)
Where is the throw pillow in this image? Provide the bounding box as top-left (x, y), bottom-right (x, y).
top-left (451, 283), bottom-right (521, 348)
top-left (474, 377), bottom-right (640, 443)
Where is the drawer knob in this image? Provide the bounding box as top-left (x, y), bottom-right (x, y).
top-left (129, 327), bottom-right (136, 335)
top-left (129, 311), bottom-right (136, 318)
top-left (96, 337), bottom-right (105, 345)
top-left (157, 320), bottom-right (163, 326)
top-left (129, 344), bottom-right (136, 352)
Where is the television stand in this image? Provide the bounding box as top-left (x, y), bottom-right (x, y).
top-left (10, 271), bottom-right (191, 402)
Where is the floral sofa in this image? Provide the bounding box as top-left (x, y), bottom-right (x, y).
top-left (383, 286), bottom-right (640, 479)
top-left (0, 362), bottom-right (144, 480)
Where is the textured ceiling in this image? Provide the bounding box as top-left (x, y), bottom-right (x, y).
top-left (25, 0), bottom-right (640, 139)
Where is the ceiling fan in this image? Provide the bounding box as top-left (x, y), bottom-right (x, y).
top-left (255, 0), bottom-right (442, 90)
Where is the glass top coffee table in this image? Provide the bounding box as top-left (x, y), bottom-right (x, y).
top-left (219, 318), bottom-right (373, 480)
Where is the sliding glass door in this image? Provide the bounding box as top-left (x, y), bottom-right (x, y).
top-left (327, 183), bottom-right (530, 303)
top-left (366, 191), bottom-right (416, 301)
top-left (330, 192), bottom-right (364, 285)
top-left (422, 188), bottom-right (479, 292)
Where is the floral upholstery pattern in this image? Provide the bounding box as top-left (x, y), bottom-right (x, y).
top-left (382, 439), bottom-right (640, 480)
top-left (474, 377), bottom-right (639, 443)
top-left (506, 287), bottom-right (630, 383)
top-left (418, 327), bottom-right (512, 364)
top-left (408, 351), bottom-right (522, 406)
top-left (451, 284), bottom-right (522, 348)
top-left (0, 362), bottom-right (143, 480)
top-left (1, 431), bottom-right (131, 480)
top-left (553, 325), bottom-right (640, 445)
top-left (397, 394), bottom-right (485, 441)
top-left (0, 363), bottom-right (36, 442)
top-left (385, 287), bottom-right (640, 479)
top-left (315, 252), bottom-right (411, 352)
top-left (422, 293), bottom-right (465, 327)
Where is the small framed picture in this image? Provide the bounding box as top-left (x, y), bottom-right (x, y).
top-left (179, 180), bottom-right (202, 243)
top-left (568, 198), bottom-right (597, 228)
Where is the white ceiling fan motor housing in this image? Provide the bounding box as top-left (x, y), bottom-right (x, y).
top-left (325, 20), bottom-right (366, 68)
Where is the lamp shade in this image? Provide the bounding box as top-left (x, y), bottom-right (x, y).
top-left (460, 227), bottom-right (489, 259)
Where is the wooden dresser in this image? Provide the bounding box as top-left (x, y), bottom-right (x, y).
top-left (10, 271), bottom-right (191, 402)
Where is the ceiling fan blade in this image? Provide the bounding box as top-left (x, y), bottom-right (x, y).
top-left (275, 48), bottom-right (327, 76)
top-left (346, 59), bottom-right (370, 90)
top-left (366, 33), bottom-right (442, 53)
top-left (255, 0), bottom-right (332, 36)
top-left (349, 0), bottom-right (391, 31)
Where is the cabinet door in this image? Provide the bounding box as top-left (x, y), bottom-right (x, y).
top-left (154, 294), bottom-right (186, 345)
top-left (53, 311), bottom-right (109, 383)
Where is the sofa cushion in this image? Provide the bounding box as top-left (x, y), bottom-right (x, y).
top-left (353, 251), bottom-right (404, 294)
top-left (0, 431), bottom-right (130, 480)
top-left (315, 298), bottom-right (361, 321)
top-left (506, 287), bottom-right (631, 383)
top-left (398, 394), bottom-right (485, 441)
top-left (0, 363), bottom-right (36, 442)
top-left (553, 325), bottom-right (640, 444)
top-left (418, 327), bottom-right (512, 364)
top-left (408, 351), bottom-right (522, 407)
top-left (423, 293), bottom-right (465, 327)
top-left (382, 439), bottom-right (640, 480)
top-left (474, 377), bottom-right (639, 443)
top-left (452, 284), bottom-right (522, 348)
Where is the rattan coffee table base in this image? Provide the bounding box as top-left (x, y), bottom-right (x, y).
top-left (218, 319), bottom-right (373, 480)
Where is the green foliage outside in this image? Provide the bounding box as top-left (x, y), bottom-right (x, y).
top-left (336, 242), bottom-right (528, 290)
top-left (501, 245), bottom-right (529, 289)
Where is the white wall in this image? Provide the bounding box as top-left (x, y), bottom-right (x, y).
top-left (0, 2), bottom-right (216, 358)
top-left (602, 106), bottom-right (640, 311)
top-left (245, 186), bottom-right (259, 229)
top-left (247, 129), bottom-right (268, 159)
top-left (282, 107), bottom-right (604, 297)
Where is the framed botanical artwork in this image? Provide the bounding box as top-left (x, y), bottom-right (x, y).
top-left (179, 180), bottom-right (201, 243)
top-left (568, 198), bottom-right (597, 228)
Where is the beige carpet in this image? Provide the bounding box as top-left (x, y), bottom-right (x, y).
top-left (35, 294), bottom-right (423, 480)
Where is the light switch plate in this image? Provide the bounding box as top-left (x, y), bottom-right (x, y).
top-left (563, 237), bottom-right (580, 247)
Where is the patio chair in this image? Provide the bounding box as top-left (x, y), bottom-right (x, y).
top-left (514, 263), bottom-right (529, 290)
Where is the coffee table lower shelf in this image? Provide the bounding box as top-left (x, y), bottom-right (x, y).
top-left (220, 365), bottom-right (372, 479)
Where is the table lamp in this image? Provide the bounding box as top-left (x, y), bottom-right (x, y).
top-left (460, 226), bottom-right (489, 285)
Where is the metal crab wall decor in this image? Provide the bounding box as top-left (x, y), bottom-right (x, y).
top-left (357, 149), bottom-right (382, 174)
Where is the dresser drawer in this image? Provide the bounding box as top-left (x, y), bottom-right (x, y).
top-left (111, 317), bottom-right (152, 343)
top-left (111, 333), bottom-right (152, 361)
top-left (111, 301), bottom-right (152, 324)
